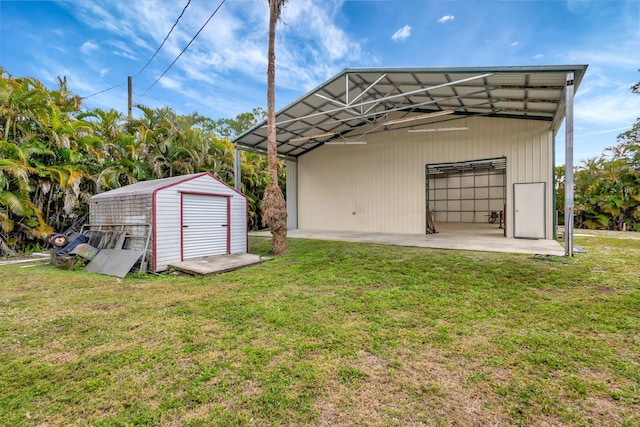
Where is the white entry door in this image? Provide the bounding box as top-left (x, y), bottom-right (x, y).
top-left (513, 182), bottom-right (546, 239)
top-left (181, 194), bottom-right (229, 259)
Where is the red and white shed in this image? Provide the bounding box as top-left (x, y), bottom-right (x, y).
top-left (89, 172), bottom-right (247, 273)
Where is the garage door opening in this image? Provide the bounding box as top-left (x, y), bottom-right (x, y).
top-left (426, 158), bottom-right (506, 236)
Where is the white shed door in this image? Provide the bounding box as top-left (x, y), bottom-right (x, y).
top-left (181, 194), bottom-right (229, 259)
top-left (513, 183), bottom-right (546, 239)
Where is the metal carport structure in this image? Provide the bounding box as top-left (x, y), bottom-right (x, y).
top-left (233, 65), bottom-right (588, 256)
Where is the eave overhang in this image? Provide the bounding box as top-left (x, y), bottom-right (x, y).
top-left (233, 65), bottom-right (588, 159)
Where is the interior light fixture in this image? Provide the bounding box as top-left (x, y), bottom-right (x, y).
top-left (289, 131), bottom-right (336, 143)
top-left (324, 140), bottom-right (367, 145)
top-left (383, 109), bottom-right (454, 126)
top-left (407, 126), bottom-right (469, 133)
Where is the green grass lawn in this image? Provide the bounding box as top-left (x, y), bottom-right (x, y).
top-left (1, 234), bottom-right (638, 426)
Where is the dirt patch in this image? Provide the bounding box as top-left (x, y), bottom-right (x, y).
top-left (315, 348), bottom-right (515, 426)
top-left (589, 285), bottom-right (618, 293)
top-left (40, 351), bottom-right (78, 364)
top-left (581, 395), bottom-right (637, 426)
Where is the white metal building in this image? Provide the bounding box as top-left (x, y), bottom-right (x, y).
top-left (233, 66), bottom-right (587, 254)
top-left (90, 173), bottom-right (247, 272)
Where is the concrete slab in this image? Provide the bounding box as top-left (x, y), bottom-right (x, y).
top-left (169, 253), bottom-right (271, 275)
top-left (251, 223), bottom-right (565, 256)
top-left (0, 256), bottom-right (49, 266)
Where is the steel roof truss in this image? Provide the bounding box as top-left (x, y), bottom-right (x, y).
top-left (278, 88), bottom-right (489, 137)
top-left (314, 93), bottom-right (362, 117)
top-left (274, 72), bottom-right (493, 127)
top-left (348, 73), bottom-right (388, 106)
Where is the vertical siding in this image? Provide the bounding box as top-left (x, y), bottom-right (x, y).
top-left (229, 192), bottom-right (248, 254)
top-left (154, 175), bottom-right (247, 272)
top-left (298, 116), bottom-right (554, 238)
top-left (286, 160), bottom-right (298, 229)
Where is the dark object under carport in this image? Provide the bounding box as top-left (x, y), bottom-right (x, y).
top-left (44, 213), bottom-right (89, 248)
top-left (55, 234), bottom-right (89, 256)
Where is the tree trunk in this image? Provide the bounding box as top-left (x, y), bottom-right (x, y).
top-left (262, 0), bottom-right (288, 255)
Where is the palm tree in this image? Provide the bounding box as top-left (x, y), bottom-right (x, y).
top-left (0, 71), bottom-right (50, 144)
top-left (261, 0), bottom-right (288, 255)
top-left (0, 66), bottom-right (286, 253)
top-left (0, 152), bottom-right (48, 254)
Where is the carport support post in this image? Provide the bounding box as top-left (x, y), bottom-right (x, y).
top-left (234, 146), bottom-right (241, 191)
top-left (564, 72), bottom-right (575, 257)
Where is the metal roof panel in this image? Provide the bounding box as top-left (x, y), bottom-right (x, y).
top-left (234, 65), bottom-right (587, 158)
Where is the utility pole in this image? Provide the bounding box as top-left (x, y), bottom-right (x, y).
top-left (128, 76), bottom-right (133, 120)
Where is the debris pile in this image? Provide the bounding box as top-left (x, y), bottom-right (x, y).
top-left (45, 224), bottom-right (150, 278)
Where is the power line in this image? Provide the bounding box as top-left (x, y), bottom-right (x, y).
top-left (133, 0), bottom-right (192, 78)
top-left (80, 82), bottom-right (126, 100)
top-left (141, 0), bottom-right (226, 96)
top-left (80, 0), bottom-right (193, 100)
top-left (133, 91), bottom-right (170, 109)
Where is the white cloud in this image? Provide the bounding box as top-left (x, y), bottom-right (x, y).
top-left (99, 68), bottom-right (109, 78)
top-left (69, 3), bottom-right (154, 52)
top-left (510, 41), bottom-right (519, 47)
top-left (34, 57), bottom-right (124, 104)
top-left (80, 41), bottom-right (99, 54)
top-left (577, 126), bottom-right (634, 138)
top-left (157, 76), bottom-right (183, 91)
top-left (281, 1), bottom-right (364, 63)
top-left (65, 2), bottom-right (259, 82)
top-left (575, 66), bottom-right (632, 98)
top-left (532, 53), bottom-right (544, 60)
top-left (107, 40), bottom-right (139, 61)
top-left (391, 25), bottom-right (412, 42)
top-left (566, 50), bottom-right (640, 69)
top-left (437, 15), bottom-right (454, 24)
top-left (273, 0), bottom-right (370, 89)
top-left (112, 50), bottom-right (138, 61)
top-left (576, 88), bottom-right (640, 126)
top-left (57, 0), bottom-right (373, 114)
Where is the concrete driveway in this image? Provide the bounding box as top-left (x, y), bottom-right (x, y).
top-left (251, 223), bottom-right (565, 256)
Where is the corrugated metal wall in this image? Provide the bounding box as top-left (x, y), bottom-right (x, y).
top-left (286, 160), bottom-right (298, 230)
top-left (296, 116), bottom-right (554, 238)
top-left (154, 175), bottom-right (247, 272)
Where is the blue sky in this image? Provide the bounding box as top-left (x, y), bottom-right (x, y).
top-left (1, 0), bottom-right (639, 164)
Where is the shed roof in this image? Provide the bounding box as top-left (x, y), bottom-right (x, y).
top-left (91, 173), bottom-right (215, 200)
top-left (233, 65), bottom-right (587, 159)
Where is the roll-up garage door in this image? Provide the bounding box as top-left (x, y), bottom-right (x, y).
top-left (181, 194), bottom-right (229, 259)
top-left (426, 158), bottom-right (506, 224)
